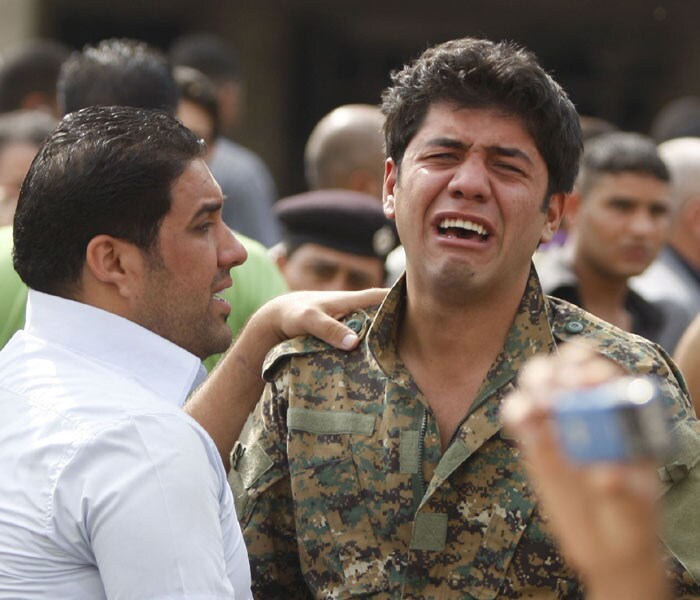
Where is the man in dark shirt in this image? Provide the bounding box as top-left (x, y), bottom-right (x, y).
top-left (537, 131), bottom-right (692, 352)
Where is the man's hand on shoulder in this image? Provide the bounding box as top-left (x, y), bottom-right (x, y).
top-left (186, 287), bottom-right (388, 467)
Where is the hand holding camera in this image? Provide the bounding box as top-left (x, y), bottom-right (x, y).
top-left (502, 344), bottom-right (671, 600)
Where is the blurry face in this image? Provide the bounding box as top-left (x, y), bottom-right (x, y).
top-left (0, 141), bottom-right (39, 226)
top-left (132, 158), bottom-right (247, 359)
top-left (383, 104), bottom-right (563, 303)
top-left (177, 100), bottom-right (215, 161)
top-left (572, 172), bottom-right (672, 280)
top-left (279, 243), bottom-right (385, 291)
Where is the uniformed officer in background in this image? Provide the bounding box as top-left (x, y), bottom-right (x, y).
top-left (272, 189), bottom-right (395, 292)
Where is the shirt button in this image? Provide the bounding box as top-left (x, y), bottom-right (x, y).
top-left (347, 319), bottom-right (363, 333)
top-left (565, 321), bottom-right (585, 334)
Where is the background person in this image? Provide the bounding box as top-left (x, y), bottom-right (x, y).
top-left (274, 189), bottom-right (394, 292)
top-left (0, 109), bottom-right (56, 226)
top-left (304, 103), bottom-right (386, 199)
top-left (0, 38), bottom-right (70, 116)
top-left (632, 136), bottom-right (700, 317)
top-left (536, 131), bottom-right (691, 353)
top-left (170, 32), bottom-right (281, 246)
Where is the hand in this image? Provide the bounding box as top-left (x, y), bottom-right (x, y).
top-left (501, 344), bottom-right (670, 600)
top-left (187, 287), bottom-right (388, 466)
top-left (253, 287), bottom-right (388, 351)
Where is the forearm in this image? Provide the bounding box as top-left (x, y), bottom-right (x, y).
top-left (584, 551), bottom-right (671, 600)
top-left (186, 303), bottom-right (281, 467)
top-left (186, 287), bottom-right (386, 466)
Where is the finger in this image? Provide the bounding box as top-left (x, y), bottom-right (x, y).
top-left (303, 312), bottom-right (361, 351)
top-left (321, 287), bottom-right (388, 319)
top-left (555, 343), bottom-right (624, 389)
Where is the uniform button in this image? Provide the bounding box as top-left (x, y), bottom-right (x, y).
top-left (347, 319), bottom-right (363, 333)
top-left (565, 321), bottom-right (584, 334)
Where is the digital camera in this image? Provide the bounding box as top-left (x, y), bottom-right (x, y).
top-left (553, 376), bottom-right (670, 463)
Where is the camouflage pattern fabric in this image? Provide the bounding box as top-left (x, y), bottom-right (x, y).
top-left (230, 267), bottom-right (700, 599)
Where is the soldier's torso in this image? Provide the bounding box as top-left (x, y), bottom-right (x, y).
top-left (235, 278), bottom-right (698, 600)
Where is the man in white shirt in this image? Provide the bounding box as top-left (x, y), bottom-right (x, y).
top-left (0, 105), bottom-right (380, 598)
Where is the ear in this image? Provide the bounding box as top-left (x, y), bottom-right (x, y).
top-left (562, 190), bottom-right (583, 231)
top-left (84, 235), bottom-right (147, 299)
top-left (383, 158), bottom-right (398, 220)
top-left (539, 192), bottom-right (567, 244)
top-left (275, 252), bottom-right (288, 272)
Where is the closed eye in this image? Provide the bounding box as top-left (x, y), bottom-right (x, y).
top-left (494, 162), bottom-right (525, 175)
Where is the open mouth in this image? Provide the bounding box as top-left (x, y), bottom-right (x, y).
top-left (437, 218), bottom-right (490, 241)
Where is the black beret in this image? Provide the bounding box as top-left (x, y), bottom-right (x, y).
top-left (275, 189), bottom-right (397, 259)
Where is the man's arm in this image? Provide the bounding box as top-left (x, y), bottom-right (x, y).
top-left (186, 288), bottom-right (387, 466)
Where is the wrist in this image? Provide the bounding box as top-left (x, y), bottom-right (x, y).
top-left (583, 550), bottom-right (670, 600)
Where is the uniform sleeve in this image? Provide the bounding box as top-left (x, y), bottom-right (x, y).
top-left (53, 414), bottom-right (243, 600)
top-left (229, 375), bottom-right (313, 599)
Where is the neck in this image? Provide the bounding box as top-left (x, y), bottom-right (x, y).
top-left (572, 252), bottom-right (631, 331)
top-left (398, 270), bottom-right (528, 372)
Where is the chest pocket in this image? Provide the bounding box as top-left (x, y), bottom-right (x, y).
top-left (287, 408), bottom-right (389, 598)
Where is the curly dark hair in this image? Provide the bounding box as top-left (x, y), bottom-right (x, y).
top-left (381, 37), bottom-right (582, 197)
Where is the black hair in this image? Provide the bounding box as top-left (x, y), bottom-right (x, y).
top-left (0, 39), bottom-right (71, 113)
top-left (169, 33), bottom-right (240, 83)
top-left (57, 38), bottom-right (179, 116)
top-left (381, 37), bottom-right (582, 197)
top-left (577, 131), bottom-right (669, 196)
top-left (13, 105), bottom-right (205, 297)
top-left (173, 65), bottom-right (221, 141)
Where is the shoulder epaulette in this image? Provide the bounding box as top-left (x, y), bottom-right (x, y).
top-left (262, 308), bottom-right (373, 381)
top-left (547, 296), bottom-right (664, 372)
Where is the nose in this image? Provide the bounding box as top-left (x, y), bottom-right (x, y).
top-left (218, 225), bottom-right (248, 270)
top-left (628, 209), bottom-right (656, 238)
top-left (447, 153), bottom-right (491, 202)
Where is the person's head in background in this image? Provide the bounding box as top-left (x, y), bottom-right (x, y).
top-left (656, 137), bottom-right (700, 273)
top-left (57, 38), bottom-right (179, 116)
top-left (174, 66), bottom-right (219, 163)
top-left (0, 39), bottom-right (71, 117)
top-left (304, 104), bottom-right (386, 199)
top-left (274, 190), bottom-right (394, 291)
top-left (544, 114), bottom-right (619, 247)
top-left (169, 33), bottom-right (242, 136)
top-left (569, 132), bottom-right (672, 282)
top-left (0, 110), bottom-right (57, 226)
top-left (651, 96), bottom-right (700, 143)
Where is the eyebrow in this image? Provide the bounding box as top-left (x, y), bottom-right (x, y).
top-left (189, 200), bottom-right (223, 224)
top-left (424, 138), bottom-right (534, 165)
top-left (487, 145), bottom-right (534, 165)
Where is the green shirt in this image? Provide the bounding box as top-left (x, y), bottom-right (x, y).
top-left (0, 226), bottom-right (288, 369)
top-left (0, 226), bottom-right (26, 348)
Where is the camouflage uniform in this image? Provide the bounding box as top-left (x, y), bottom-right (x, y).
top-left (231, 268), bottom-right (700, 599)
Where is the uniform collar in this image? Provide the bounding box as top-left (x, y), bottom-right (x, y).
top-left (25, 290), bottom-right (206, 408)
top-left (368, 266), bottom-right (556, 388)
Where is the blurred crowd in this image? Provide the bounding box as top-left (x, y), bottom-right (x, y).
top-left (0, 31), bottom-right (699, 600)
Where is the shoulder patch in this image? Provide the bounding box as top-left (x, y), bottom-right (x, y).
top-left (262, 308), bottom-right (373, 381)
top-left (548, 296), bottom-right (661, 369)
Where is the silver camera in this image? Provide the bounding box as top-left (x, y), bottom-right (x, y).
top-left (553, 376), bottom-right (670, 463)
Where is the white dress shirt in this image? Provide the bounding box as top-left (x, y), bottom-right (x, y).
top-left (0, 291), bottom-right (252, 599)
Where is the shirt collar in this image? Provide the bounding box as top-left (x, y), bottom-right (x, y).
top-left (25, 290), bottom-right (206, 408)
top-left (368, 266), bottom-right (557, 393)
